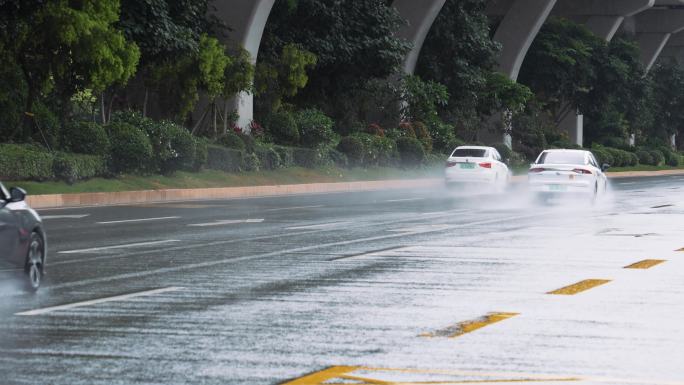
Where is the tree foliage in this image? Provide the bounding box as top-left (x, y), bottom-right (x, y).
top-left (1, 0), bottom-right (139, 136)
top-left (259, 0), bottom-right (410, 119)
top-left (416, 0), bottom-right (501, 123)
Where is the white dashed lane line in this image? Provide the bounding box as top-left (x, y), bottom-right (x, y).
top-left (15, 287), bottom-right (184, 316)
top-left (264, 205), bottom-right (324, 212)
top-left (187, 219), bottom-right (264, 227)
top-left (96, 216), bottom-right (180, 225)
top-left (58, 240), bottom-right (181, 254)
top-left (41, 214), bottom-right (90, 220)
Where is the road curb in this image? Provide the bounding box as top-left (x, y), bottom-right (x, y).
top-left (27, 179), bottom-right (444, 209)
top-left (25, 169), bottom-right (684, 209)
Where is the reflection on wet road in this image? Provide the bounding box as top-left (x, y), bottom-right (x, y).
top-left (1, 176), bottom-right (683, 385)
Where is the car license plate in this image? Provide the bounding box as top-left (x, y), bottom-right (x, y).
top-left (549, 184), bottom-right (566, 191)
top-left (460, 163), bottom-right (475, 169)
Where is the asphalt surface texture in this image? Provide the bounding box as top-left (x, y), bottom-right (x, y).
top-left (1, 175), bottom-right (683, 385)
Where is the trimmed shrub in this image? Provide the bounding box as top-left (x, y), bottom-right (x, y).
top-left (206, 145), bottom-right (243, 172)
top-left (636, 150), bottom-right (654, 166)
top-left (194, 137), bottom-right (209, 171)
top-left (238, 133), bottom-right (256, 152)
top-left (164, 123), bottom-right (196, 172)
top-left (53, 152), bottom-right (107, 184)
top-left (627, 152), bottom-right (639, 167)
top-left (337, 136), bottom-right (364, 166)
top-left (413, 121), bottom-right (433, 154)
top-left (396, 137), bottom-right (425, 167)
top-left (329, 149), bottom-right (348, 168)
top-left (217, 131), bottom-right (246, 151)
top-left (242, 152), bottom-right (260, 172)
top-left (591, 148), bottom-right (613, 167)
top-left (265, 110), bottom-right (299, 145)
top-left (273, 145), bottom-right (295, 168)
top-left (0, 144), bottom-right (54, 181)
top-left (648, 149), bottom-right (665, 166)
top-left (108, 122), bottom-right (153, 174)
top-left (371, 135), bottom-right (398, 166)
top-left (293, 147), bottom-right (326, 168)
top-left (254, 144), bottom-right (282, 170)
top-left (658, 147), bottom-right (680, 167)
top-left (295, 109), bottom-right (335, 148)
top-left (63, 121), bottom-right (109, 155)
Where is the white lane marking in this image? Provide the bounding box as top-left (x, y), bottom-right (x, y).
top-left (619, 181), bottom-right (638, 185)
top-left (286, 221), bottom-right (350, 230)
top-left (387, 224), bottom-right (451, 233)
top-left (58, 240), bottom-right (181, 254)
top-left (15, 287), bottom-right (183, 316)
top-left (41, 214), bottom-right (90, 220)
top-left (385, 198), bottom-right (425, 203)
top-left (264, 205), bottom-right (324, 212)
top-left (44, 213), bottom-right (548, 292)
top-left (188, 219), bottom-right (264, 227)
top-left (96, 216), bottom-right (180, 225)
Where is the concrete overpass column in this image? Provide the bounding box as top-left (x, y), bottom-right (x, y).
top-left (393, 0), bottom-right (447, 74)
top-left (638, 32), bottom-right (672, 71)
top-left (493, 0), bottom-right (558, 81)
top-left (489, 0), bottom-right (556, 147)
top-left (552, 0), bottom-right (654, 147)
top-left (212, 0), bottom-right (276, 130)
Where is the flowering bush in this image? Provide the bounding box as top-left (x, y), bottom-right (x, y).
top-left (366, 123), bottom-right (385, 137)
top-left (249, 120), bottom-right (265, 139)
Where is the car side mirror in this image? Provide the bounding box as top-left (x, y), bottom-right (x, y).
top-left (9, 187), bottom-right (26, 202)
top-left (601, 163), bottom-right (610, 172)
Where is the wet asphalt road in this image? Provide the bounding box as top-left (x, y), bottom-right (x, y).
top-left (1, 175), bottom-right (684, 385)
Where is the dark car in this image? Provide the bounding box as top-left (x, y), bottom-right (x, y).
top-left (0, 182), bottom-right (46, 290)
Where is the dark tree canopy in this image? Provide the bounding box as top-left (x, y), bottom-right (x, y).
top-left (259, 0), bottom-right (411, 112)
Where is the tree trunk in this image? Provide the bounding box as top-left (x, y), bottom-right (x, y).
top-left (101, 92), bottom-right (107, 124)
top-left (143, 87), bottom-right (149, 118)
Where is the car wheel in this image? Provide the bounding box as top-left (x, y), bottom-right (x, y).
top-left (25, 232), bottom-right (44, 291)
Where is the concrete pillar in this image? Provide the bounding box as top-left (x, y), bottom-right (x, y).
top-left (632, 9), bottom-right (684, 72)
top-left (659, 32), bottom-right (684, 64)
top-left (392, 0), bottom-right (447, 74)
top-left (552, 0), bottom-right (654, 146)
top-left (212, 0), bottom-right (276, 129)
top-left (638, 32), bottom-right (672, 71)
top-left (492, 0), bottom-right (558, 81)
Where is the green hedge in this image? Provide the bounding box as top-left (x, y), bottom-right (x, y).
top-left (0, 144), bottom-right (54, 181)
top-left (63, 121), bottom-right (110, 155)
top-left (396, 137), bottom-right (425, 167)
top-left (108, 122), bottom-right (153, 174)
top-left (206, 145), bottom-right (243, 172)
top-left (53, 152), bottom-right (107, 184)
top-left (295, 109), bottom-right (336, 148)
top-left (337, 136), bottom-right (364, 166)
top-left (254, 144), bottom-right (282, 170)
top-left (0, 143), bottom-right (106, 182)
top-left (292, 147), bottom-right (327, 168)
top-left (273, 145), bottom-right (295, 168)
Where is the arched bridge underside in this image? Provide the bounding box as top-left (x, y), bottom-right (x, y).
top-left (210, 0), bottom-right (684, 146)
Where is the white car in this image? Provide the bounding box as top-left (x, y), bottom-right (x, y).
top-left (528, 149), bottom-right (609, 200)
top-left (444, 146), bottom-right (510, 190)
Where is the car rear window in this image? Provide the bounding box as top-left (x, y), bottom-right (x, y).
top-left (538, 152), bottom-right (585, 164)
top-left (452, 149), bottom-right (487, 157)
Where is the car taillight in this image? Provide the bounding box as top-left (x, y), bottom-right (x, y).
top-left (446, 161), bottom-right (457, 168)
top-left (479, 162), bottom-right (492, 169)
top-left (573, 168), bottom-right (592, 174)
top-left (529, 168), bottom-right (545, 173)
